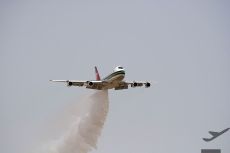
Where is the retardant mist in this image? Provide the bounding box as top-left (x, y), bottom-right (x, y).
top-left (39, 90), bottom-right (109, 153)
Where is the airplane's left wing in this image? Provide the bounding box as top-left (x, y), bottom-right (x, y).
top-left (50, 80), bottom-right (108, 90)
top-left (114, 81), bottom-right (151, 90)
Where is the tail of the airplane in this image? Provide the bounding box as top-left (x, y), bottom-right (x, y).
top-left (95, 66), bottom-right (101, 80)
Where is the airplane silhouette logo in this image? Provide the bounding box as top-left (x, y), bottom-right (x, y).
top-left (203, 128), bottom-right (230, 142)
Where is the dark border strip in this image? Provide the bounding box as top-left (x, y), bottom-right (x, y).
top-left (103, 71), bottom-right (125, 80)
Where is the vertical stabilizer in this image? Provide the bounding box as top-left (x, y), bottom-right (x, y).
top-left (95, 66), bottom-right (101, 80)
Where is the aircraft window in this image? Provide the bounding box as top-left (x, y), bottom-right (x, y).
top-left (118, 67), bottom-right (123, 69)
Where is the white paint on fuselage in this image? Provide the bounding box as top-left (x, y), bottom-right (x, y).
top-left (102, 70), bottom-right (125, 89)
top-left (107, 72), bottom-right (125, 82)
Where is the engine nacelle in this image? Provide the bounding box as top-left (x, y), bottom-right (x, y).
top-left (88, 81), bottom-right (94, 86)
top-left (132, 82), bottom-right (137, 87)
top-left (131, 82), bottom-right (143, 87)
top-left (67, 81), bottom-right (73, 86)
top-left (145, 82), bottom-right (151, 88)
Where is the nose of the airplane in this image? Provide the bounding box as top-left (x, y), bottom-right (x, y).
top-left (114, 66), bottom-right (124, 72)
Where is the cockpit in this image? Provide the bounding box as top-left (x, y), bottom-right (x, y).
top-left (114, 66), bottom-right (124, 72)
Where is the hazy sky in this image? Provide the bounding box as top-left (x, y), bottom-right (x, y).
top-left (1, 1), bottom-right (230, 153)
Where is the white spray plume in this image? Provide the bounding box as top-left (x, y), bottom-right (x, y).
top-left (40, 90), bottom-right (109, 153)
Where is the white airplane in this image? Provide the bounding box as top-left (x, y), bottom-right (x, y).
top-left (50, 66), bottom-right (151, 90)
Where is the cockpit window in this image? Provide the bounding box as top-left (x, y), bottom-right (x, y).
top-left (118, 67), bottom-right (123, 69)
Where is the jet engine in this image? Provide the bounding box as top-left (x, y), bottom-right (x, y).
top-left (132, 82), bottom-right (137, 87)
top-left (131, 82), bottom-right (143, 87)
top-left (145, 82), bottom-right (151, 88)
top-left (67, 81), bottom-right (73, 86)
top-left (88, 81), bottom-right (94, 86)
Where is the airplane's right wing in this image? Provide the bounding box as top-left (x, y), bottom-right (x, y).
top-left (50, 80), bottom-right (108, 90)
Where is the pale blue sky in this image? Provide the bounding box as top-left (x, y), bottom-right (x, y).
top-left (1, 1), bottom-right (230, 153)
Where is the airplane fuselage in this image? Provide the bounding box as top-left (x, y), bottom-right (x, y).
top-left (102, 69), bottom-right (125, 89)
top-left (104, 70), bottom-right (125, 81)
